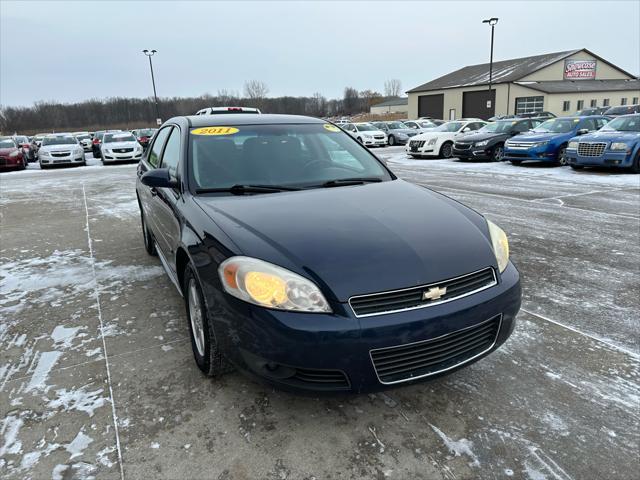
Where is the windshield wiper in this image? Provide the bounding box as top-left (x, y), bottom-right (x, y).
top-left (317, 177), bottom-right (383, 188)
top-left (196, 184), bottom-right (301, 195)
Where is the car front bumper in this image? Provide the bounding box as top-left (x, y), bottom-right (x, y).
top-left (102, 151), bottom-right (143, 161)
top-left (453, 146), bottom-right (492, 160)
top-left (362, 137), bottom-right (387, 147)
top-left (39, 154), bottom-right (85, 165)
top-left (504, 144), bottom-right (559, 162)
top-left (208, 262), bottom-right (521, 393)
top-left (566, 149), bottom-right (634, 168)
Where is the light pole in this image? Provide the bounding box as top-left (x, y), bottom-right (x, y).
top-left (142, 49), bottom-right (160, 125)
top-left (482, 18), bottom-right (498, 111)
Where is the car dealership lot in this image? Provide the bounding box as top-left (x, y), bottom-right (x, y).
top-left (1, 150), bottom-right (638, 479)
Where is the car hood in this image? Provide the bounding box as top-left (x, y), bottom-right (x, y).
top-left (195, 180), bottom-right (497, 302)
top-left (103, 141), bottom-right (139, 149)
top-left (389, 128), bottom-right (415, 136)
top-left (576, 131), bottom-right (640, 142)
top-left (412, 131), bottom-right (456, 141)
top-left (456, 132), bottom-right (507, 143)
top-left (39, 145), bottom-right (78, 153)
top-left (359, 130), bottom-right (386, 136)
top-left (512, 131), bottom-right (572, 142)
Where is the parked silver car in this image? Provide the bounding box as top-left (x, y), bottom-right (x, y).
top-left (371, 121), bottom-right (418, 146)
top-left (38, 135), bottom-right (85, 169)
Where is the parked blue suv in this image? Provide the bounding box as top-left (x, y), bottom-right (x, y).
top-left (566, 114), bottom-right (640, 173)
top-left (503, 116), bottom-right (609, 166)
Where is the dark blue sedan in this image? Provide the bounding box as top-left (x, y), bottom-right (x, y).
top-left (136, 114), bottom-right (521, 393)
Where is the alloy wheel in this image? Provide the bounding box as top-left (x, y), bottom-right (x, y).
top-left (188, 278), bottom-right (206, 357)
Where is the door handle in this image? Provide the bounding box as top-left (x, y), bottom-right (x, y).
top-left (150, 187), bottom-right (158, 197)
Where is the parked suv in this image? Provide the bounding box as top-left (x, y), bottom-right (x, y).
top-left (453, 118), bottom-right (542, 161)
top-left (566, 114), bottom-right (640, 173)
top-left (371, 121), bottom-right (417, 146)
top-left (503, 116), bottom-right (609, 166)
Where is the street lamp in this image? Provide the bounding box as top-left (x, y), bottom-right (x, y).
top-left (482, 18), bottom-right (498, 109)
top-left (142, 49), bottom-right (161, 125)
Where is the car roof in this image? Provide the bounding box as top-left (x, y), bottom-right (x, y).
top-left (176, 114), bottom-right (325, 128)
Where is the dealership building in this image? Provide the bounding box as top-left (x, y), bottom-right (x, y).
top-left (407, 48), bottom-right (640, 120)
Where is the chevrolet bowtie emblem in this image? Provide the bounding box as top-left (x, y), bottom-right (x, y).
top-left (423, 286), bottom-right (447, 301)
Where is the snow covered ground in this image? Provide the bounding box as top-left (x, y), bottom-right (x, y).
top-left (1, 149), bottom-right (638, 479)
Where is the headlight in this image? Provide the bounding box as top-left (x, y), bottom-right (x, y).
top-left (219, 256), bottom-right (331, 313)
top-left (75, 147), bottom-right (84, 154)
top-left (610, 142), bottom-right (629, 151)
top-left (363, 134), bottom-right (373, 139)
top-left (39, 150), bottom-right (50, 157)
top-left (475, 140), bottom-right (489, 147)
top-left (535, 141), bottom-right (549, 148)
top-left (427, 138), bottom-right (437, 146)
top-left (9, 150), bottom-right (20, 157)
top-left (567, 141), bottom-right (578, 150)
top-left (487, 220), bottom-right (509, 273)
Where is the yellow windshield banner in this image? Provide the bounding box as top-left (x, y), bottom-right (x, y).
top-left (323, 124), bottom-right (340, 132)
top-left (191, 127), bottom-right (239, 136)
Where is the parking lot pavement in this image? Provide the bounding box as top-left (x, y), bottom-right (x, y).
top-left (1, 151), bottom-right (639, 479)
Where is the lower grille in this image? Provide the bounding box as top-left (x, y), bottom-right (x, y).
top-left (51, 151), bottom-right (70, 157)
top-left (370, 315), bottom-right (502, 384)
top-left (291, 368), bottom-right (350, 390)
top-left (578, 142), bottom-right (606, 157)
top-left (374, 135), bottom-right (385, 140)
top-left (114, 148), bottom-right (134, 153)
top-left (349, 267), bottom-right (496, 317)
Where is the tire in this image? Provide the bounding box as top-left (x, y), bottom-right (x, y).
top-left (439, 142), bottom-right (453, 159)
top-left (183, 264), bottom-right (234, 377)
top-left (357, 137), bottom-right (363, 144)
top-left (510, 160), bottom-right (522, 166)
top-left (557, 146), bottom-right (568, 166)
top-left (631, 152), bottom-right (640, 173)
top-left (570, 164), bottom-right (584, 170)
top-left (39, 163), bottom-right (48, 170)
top-left (491, 144), bottom-right (504, 162)
top-left (140, 211), bottom-right (157, 256)
top-left (388, 135), bottom-right (395, 146)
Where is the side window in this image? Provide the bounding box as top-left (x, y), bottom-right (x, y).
top-left (596, 118), bottom-right (608, 129)
top-left (582, 119), bottom-right (597, 131)
top-left (147, 127), bottom-right (171, 168)
top-left (513, 122), bottom-right (529, 133)
top-left (160, 127), bottom-right (181, 179)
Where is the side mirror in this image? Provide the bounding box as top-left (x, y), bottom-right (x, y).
top-left (577, 129), bottom-right (589, 135)
top-left (141, 168), bottom-right (179, 189)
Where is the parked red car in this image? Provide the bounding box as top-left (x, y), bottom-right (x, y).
top-left (0, 137), bottom-right (27, 170)
top-left (132, 128), bottom-right (157, 149)
top-left (13, 135), bottom-right (34, 162)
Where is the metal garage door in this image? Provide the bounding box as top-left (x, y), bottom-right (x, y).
top-left (418, 94), bottom-right (444, 119)
top-left (462, 90), bottom-right (496, 120)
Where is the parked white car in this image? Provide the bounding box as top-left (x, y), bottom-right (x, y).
top-left (406, 119), bottom-right (487, 158)
top-left (73, 132), bottom-right (93, 152)
top-left (341, 122), bottom-right (388, 147)
top-left (403, 120), bottom-right (442, 134)
top-left (100, 131), bottom-right (144, 164)
top-left (38, 135), bottom-right (85, 169)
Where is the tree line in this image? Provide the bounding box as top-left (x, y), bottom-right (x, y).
top-left (0, 79), bottom-right (403, 134)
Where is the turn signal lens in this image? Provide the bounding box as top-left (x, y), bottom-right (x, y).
top-left (219, 256), bottom-right (332, 313)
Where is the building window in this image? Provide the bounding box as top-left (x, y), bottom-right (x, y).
top-left (633, 97), bottom-right (639, 105)
top-left (515, 96), bottom-right (544, 115)
top-left (577, 100), bottom-right (584, 110)
top-left (590, 99), bottom-right (597, 107)
top-left (621, 98), bottom-right (628, 105)
top-left (562, 101), bottom-right (570, 112)
top-left (603, 99), bottom-right (610, 107)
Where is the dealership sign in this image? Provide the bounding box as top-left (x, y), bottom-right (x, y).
top-left (564, 59), bottom-right (597, 80)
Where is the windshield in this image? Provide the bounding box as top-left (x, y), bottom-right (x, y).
top-left (189, 123), bottom-right (392, 192)
top-left (418, 121), bottom-right (436, 128)
top-left (387, 122), bottom-right (407, 129)
top-left (104, 133), bottom-right (136, 143)
top-left (601, 116), bottom-right (640, 132)
top-left (479, 121), bottom-right (519, 133)
top-left (42, 136), bottom-right (76, 146)
top-left (0, 138), bottom-right (16, 148)
top-left (433, 122), bottom-right (463, 132)
top-left (355, 124), bottom-right (376, 132)
top-left (137, 129), bottom-right (155, 136)
top-left (533, 118), bottom-right (577, 133)
top-left (605, 106), bottom-right (631, 115)
top-left (14, 136), bottom-right (28, 143)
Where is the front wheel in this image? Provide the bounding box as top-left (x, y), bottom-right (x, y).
top-left (557, 146), bottom-right (568, 166)
top-left (388, 135), bottom-right (395, 146)
top-left (491, 144), bottom-right (504, 162)
top-left (183, 265), bottom-right (233, 377)
top-left (631, 152), bottom-right (640, 173)
top-left (440, 142), bottom-right (453, 159)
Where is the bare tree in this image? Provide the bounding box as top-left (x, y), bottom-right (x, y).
top-left (243, 80), bottom-right (269, 100)
top-left (384, 79), bottom-right (402, 98)
top-left (217, 89), bottom-right (239, 105)
top-left (360, 89), bottom-right (383, 107)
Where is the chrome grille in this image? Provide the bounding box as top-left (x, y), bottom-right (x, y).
top-left (114, 148), bottom-right (134, 153)
top-left (454, 143), bottom-right (472, 150)
top-left (370, 315), bottom-right (502, 384)
top-left (577, 142), bottom-right (606, 157)
top-left (506, 142), bottom-right (534, 148)
top-left (51, 151), bottom-right (71, 157)
top-left (410, 140), bottom-right (426, 148)
top-left (349, 267), bottom-right (497, 318)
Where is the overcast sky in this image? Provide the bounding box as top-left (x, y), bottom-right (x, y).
top-left (1, 0), bottom-right (638, 107)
